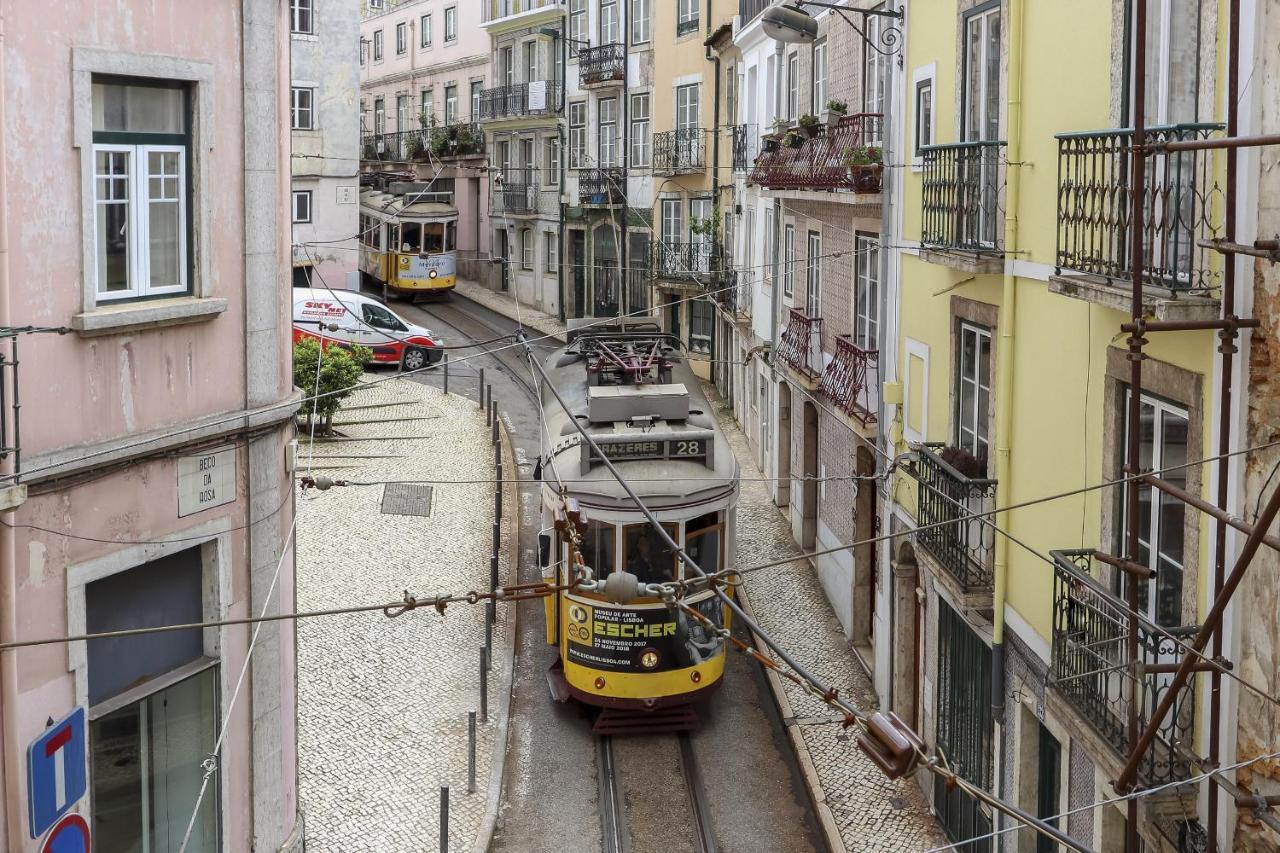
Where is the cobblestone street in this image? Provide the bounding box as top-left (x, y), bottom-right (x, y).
top-left (296, 376), bottom-right (514, 852)
top-left (712, 395), bottom-right (950, 851)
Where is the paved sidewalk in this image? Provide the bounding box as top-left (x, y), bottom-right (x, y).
top-left (296, 375), bottom-right (515, 852)
top-left (710, 395), bottom-right (949, 851)
top-left (454, 279), bottom-right (568, 343)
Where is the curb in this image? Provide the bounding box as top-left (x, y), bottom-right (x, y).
top-left (472, 413), bottom-right (521, 853)
top-left (735, 583), bottom-right (849, 853)
top-left (453, 281), bottom-right (568, 344)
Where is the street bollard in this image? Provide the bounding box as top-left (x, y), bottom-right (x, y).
top-left (492, 523), bottom-right (501, 566)
top-left (490, 554), bottom-right (499, 595)
top-left (478, 369), bottom-right (486, 408)
top-left (442, 354), bottom-right (449, 395)
top-left (440, 785), bottom-right (449, 853)
top-left (468, 712), bottom-right (477, 794)
top-left (484, 603), bottom-right (493, 664)
top-left (490, 402), bottom-right (499, 443)
top-left (487, 387), bottom-right (494, 426)
top-left (495, 487), bottom-right (502, 525)
top-left (480, 647), bottom-right (489, 722)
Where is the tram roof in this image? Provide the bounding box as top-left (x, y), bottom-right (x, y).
top-left (359, 189), bottom-right (457, 221)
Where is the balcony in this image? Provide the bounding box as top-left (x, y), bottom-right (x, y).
top-left (653, 240), bottom-right (718, 284)
top-left (738, 0), bottom-right (772, 24)
top-left (1050, 550), bottom-right (1197, 788)
top-left (1052, 124), bottom-right (1225, 313)
top-left (579, 43), bottom-right (625, 87)
top-left (818, 335), bottom-right (878, 426)
top-left (653, 129), bottom-right (707, 176)
top-left (749, 113), bottom-right (883, 193)
top-left (578, 167), bottom-right (625, 206)
top-left (361, 125), bottom-right (485, 163)
top-left (914, 444), bottom-right (997, 591)
top-left (477, 81), bottom-right (563, 122)
top-left (492, 181), bottom-right (558, 217)
top-left (730, 124), bottom-right (758, 174)
top-left (776, 308), bottom-right (823, 380)
top-left (920, 140), bottom-right (1007, 267)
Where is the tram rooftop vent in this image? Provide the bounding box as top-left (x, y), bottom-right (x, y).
top-left (587, 384), bottom-right (690, 424)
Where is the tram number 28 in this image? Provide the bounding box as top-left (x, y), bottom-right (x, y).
top-left (671, 439), bottom-right (706, 458)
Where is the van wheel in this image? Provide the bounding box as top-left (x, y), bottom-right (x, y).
top-left (402, 347), bottom-right (428, 372)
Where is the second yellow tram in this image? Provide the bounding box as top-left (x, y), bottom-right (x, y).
top-left (358, 180), bottom-right (458, 298)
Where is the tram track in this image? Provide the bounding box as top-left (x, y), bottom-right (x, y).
top-left (597, 731), bottom-right (718, 853)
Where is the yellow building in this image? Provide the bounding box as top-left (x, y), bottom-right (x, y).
top-left (890, 0), bottom-right (1231, 848)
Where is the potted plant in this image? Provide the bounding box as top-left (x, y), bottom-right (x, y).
top-left (842, 144), bottom-right (883, 193)
top-left (798, 113), bottom-right (821, 138)
top-left (825, 99), bottom-right (848, 127)
top-left (783, 129), bottom-right (805, 149)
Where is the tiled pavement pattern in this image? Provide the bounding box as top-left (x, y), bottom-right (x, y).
top-left (713, 398), bottom-right (950, 851)
top-left (297, 376), bottom-right (512, 852)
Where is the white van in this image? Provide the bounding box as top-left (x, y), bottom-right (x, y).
top-left (291, 287), bottom-right (443, 370)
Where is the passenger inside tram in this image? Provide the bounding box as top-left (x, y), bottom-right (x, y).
top-left (624, 524), bottom-right (677, 585)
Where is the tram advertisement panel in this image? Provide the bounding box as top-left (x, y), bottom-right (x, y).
top-left (397, 253), bottom-right (456, 281)
top-left (564, 596), bottom-right (724, 672)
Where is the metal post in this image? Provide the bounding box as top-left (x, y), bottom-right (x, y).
top-left (440, 785), bottom-right (449, 853)
top-left (490, 401), bottom-right (499, 442)
top-left (442, 354), bottom-right (449, 395)
top-left (478, 368), bottom-right (486, 407)
top-left (495, 487), bottom-right (502, 524)
top-left (487, 387), bottom-right (494, 424)
top-left (493, 521), bottom-right (501, 559)
top-left (485, 602), bottom-right (493, 663)
top-left (490, 554), bottom-right (500, 595)
top-left (485, 388), bottom-right (492, 425)
top-left (480, 646), bottom-right (489, 722)
top-left (467, 712), bottom-right (477, 794)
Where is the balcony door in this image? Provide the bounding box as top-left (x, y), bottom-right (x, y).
top-left (676, 83), bottom-right (700, 166)
top-left (962, 3), bottom-right (1001, 247)
top-left (524, 40), bottom-right (538, 84)
top-left (955, 322), bottom-right (992, 472)
top-left (600, 0), bottom-right (619, 44)
top-left (598, 97), bottom-right (618, 168)
top-left (661, 199), bottom-right (682, 275)
top-left (689, 198), bottom-right (712, 274)
top-left (501, 46), bottom-right (514, 88)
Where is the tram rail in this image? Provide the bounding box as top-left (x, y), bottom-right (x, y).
top-left (596, 732), bottom-right (718, 853)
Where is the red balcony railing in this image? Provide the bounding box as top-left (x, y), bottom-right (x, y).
top-left (776, 308), bottom-right (823, 378)
top-left (749, 113), bottom-right (883, 192)
top-left (818, 334), bottom-right (878, 425)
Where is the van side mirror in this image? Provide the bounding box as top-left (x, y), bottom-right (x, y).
top-left (538, 533), bottom-right (551, 568)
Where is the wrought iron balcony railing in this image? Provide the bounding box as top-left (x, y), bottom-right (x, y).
top-left (914, 444), bottom-right (997, 589)
top-left (653, 129), bottom-right (707, 175)
top-left (749, 113), bottom-right (883, 192)
top-left (818, 335), bottom-right (878, 426)
top-left (739, 0), bottom-right (772, 24)
top-left (653, 240), bottom-right (718, 282)
top-left (1055, 123), bottom-right (1225, 292)
top-left (477, 81), bottom-right (563, 121)
top-left (579, 43), bottom-right (625, 86)
top-left (361, 125), bottom-right (485, 162)
top-left (578, 167), bottom-right (626, 206)
top-left (776, 308), bottom-right (824, 379)
top-left (920, 140), bottom-right (1007, 253)
top-left (730, 124), bottom-right (758, 174)
top-left (492, 182), bottom-right (558, 216)
top-left (1050, 550), bottom-right (1197, 788)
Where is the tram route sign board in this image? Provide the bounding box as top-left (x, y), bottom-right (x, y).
top-left (587, 436), bottom-right (710, 468)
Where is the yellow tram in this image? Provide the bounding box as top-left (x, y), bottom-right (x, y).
top-left (358, 180), bottom-right (458, 297)
top-left (537, 319), bottom-right (740, 731)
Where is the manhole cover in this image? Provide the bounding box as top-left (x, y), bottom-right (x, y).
top-left (380, 484), bottom-right (433, 517)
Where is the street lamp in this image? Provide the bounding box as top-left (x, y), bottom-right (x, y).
top-left (761, 1), bottom-right (903, 56)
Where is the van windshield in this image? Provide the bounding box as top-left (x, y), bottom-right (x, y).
top-left (361, 303), bottom-right (407, 332)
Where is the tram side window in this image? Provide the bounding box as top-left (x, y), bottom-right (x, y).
top-left (422, 223), bottom-right (445, 254)
top-left (399, 222), bottom-right (422, 253)
top-left (581, 521), bottom-right (616, 581)
top-left (684, 512), bottom-right (722, 576)
top-left (446, 221), bottom-right (457, 252)
top-left (624, 523), bottom-right (677, 585)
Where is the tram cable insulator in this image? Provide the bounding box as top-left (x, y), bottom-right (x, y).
top-left (857, 711), bottom-right (926, 780)
top-left (602, 570), bottom-right (640, 604)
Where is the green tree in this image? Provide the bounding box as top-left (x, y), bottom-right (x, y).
top-left (293, 338), bottom-right (372, 434)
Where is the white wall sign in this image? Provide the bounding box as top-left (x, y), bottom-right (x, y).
top-left (336, 185), bottom-right (357, 204)
top-left (527, 81), bottom-right (547, 111)
top-left (177, 447), bottom-right (237, 517)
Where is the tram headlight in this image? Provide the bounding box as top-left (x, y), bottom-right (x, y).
top-left (640, 648), bottom-right (660, 670)
top-left (428, 269), bottom-right (438, 279)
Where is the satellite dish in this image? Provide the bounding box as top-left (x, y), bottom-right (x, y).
top-left (761, 5), bottom-right (818, 44)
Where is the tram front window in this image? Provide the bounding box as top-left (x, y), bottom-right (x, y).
top-left (623, 523), bottom-right (677, 585)
top-left (422, 223), bottom-right (444, 254)
top-left (685, 512), bottom-right (722, 577)
top-left (399, 222), bottom-right (422, 252)
top-left (581, 521), bottom-right (615, 581)
top-left (446, 221), bottom-right (457, 251)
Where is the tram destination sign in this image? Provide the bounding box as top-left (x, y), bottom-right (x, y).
top-left (585, 435), bottom-right (711, 468)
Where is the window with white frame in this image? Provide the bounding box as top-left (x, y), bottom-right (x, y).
top-left (782, 224), bottom-right (794, 298)
top-left (545, 231), bottom-right (558, 272)
top-left (396, 21), bottom-right (407, 54)
top-left (291, 0), bottom-right (313, 34)
top-left (545, 136), bottom-right (560, 185)
top-left (631, 0), bottom-right (651, 44)
top-left (421, 14), bottom-right (433, 47)
top-left (598, 97), bottom-right (618, 167)
top-left (444, 6), bottom-right (457, 42)
top-left (374, 97), bottom-right (385, 133)
top-left (500, 46), bottom-right (515, 87)
top-left (765, 206), bottom-right (776, 282)
top-left (805, 230), bottom-right (820, 314)
top-left (690, 299), bottom-right (713, 353)
top-left (569, 0), bottom-right (587, 48)
top-left (811, 39), bottom-right (827, 116)
top-left (521, 228), bottom-right (533, 270)
top-left (569, 102), bottom-right (587, 167)
top-left (421, 89), bottom-right (434, 124)
top-left (91, 79), bottom-right (191, 301)
top-left (690, 197), bottom-right (712, 272)
top-left (524, 40), bottom-right (538, 82)
top-left (373, 29), bottom-right (384, 61)
top-left (744, 208), bottom-right (755, 284)
top-left (677, 0), bottom-right (699, 36)
top-left (963, 4), bottom-right (1001, 141)
top-left (854, 234), bottom-right (879, 350)
top-left (915, 78), bottom-right (934, 154)
top-left (630, 93), bottom-right (651, 167)
top-left (521, 137), bottom-right (535, 186)
top-left (676, 83), bottom-right (700, 134)
top-left (864, 6), bottom-right (887, 130)
top-left (955, 322), bottom-right (992, 465)
top-left (291, 87), bottom-right (314, 129)
top-left (369, 0), bottom-right (383, 7)
top-left (470, 81), bottom-right (483, 121)
top-left (786, 52), bottom-right (798, 121)
top-left (444, 85), bottom-right (458, 123)
top-left (601, 0), bottom-right (619, 44)
top-left (292, 190), bottom-right (312, 223)
top-left (661, 198), bottom-right (683, 247)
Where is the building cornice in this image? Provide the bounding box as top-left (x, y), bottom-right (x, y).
top-left (480, 3), bottom-right (565, 36)
top-left (360, 53), bottom-right (489, 91)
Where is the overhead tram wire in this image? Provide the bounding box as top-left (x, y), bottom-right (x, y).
top-left (516, 328), bottom-right (1085, 852)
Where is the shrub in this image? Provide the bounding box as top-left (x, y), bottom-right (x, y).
top-left (293, 337), bottom-right (373, 434)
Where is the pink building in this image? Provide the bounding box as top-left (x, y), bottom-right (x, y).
top-left (0, 2), bottom-right (301, 852)
top-left (359, 0), bottom-right (491, 281)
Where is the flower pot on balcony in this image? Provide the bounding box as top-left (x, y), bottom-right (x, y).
top-left (784, 132), bottom-right (805, 149)
top-left (846, 164), bottom-right (883, 194)
top-left (761, 136), bottom-right (780, 154)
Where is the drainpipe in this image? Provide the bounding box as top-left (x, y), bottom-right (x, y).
top-left (990, 0), bottom-right (1025, 720)
top-left (0, 0), bottom-right (23, 844)
top-left (557, 31), bottom-right (567, 322)
top-left (707, 17), bottom-right (721, 362)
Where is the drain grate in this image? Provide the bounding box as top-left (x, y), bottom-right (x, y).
top-left (380, 483), bottom-right (434, 517)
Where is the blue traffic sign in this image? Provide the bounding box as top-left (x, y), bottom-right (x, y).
top-left (41, 814), bottom-right (90, 853)
top-left (27, 708), bottom-right (87, 839)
